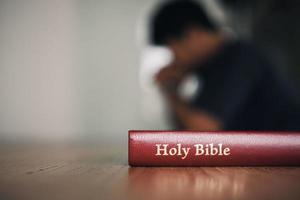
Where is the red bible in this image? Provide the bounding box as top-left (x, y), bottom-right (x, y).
top-left (128, 130), bottom-right (300, 166)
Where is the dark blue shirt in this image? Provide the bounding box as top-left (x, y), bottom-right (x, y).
top-left (192, 40), bottom-right (300, 131)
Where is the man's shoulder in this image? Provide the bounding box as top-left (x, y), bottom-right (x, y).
top-left (225, 39), bottom-right (269, 68)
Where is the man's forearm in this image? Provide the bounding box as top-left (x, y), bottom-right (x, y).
top-left (167, 94), bottom-right (222, 131)
top-left (155, 62), bottom-right (222, 131)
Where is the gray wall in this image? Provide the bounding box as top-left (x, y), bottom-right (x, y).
top-left (0, 0), bottom-right (159, 141)
top-left (0, 0), bottom-right (78, 140)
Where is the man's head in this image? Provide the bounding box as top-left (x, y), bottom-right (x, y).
top-left (150, 0), bottom-right (221, 65)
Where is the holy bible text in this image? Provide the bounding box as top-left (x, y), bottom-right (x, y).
top-left (155, 143), bottom-right (231, 159)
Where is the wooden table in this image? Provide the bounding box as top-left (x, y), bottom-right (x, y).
top-left (0, 141), bottom-right (300, 200)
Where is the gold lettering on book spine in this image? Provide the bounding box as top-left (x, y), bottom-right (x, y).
top-left (155, 143), bottom-right (230, 159)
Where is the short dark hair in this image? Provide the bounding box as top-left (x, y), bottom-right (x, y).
top-left (150, 0), bottom-right (217, 45)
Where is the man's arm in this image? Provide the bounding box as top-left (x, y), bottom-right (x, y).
top-left (166, 93), bottom-right (222, 131)
top-left (155, 64), bottom-right (222, 131)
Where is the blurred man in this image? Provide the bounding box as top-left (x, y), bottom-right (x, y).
top-left (150, 0), bottom-right (299, 131)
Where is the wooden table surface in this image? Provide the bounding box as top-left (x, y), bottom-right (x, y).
top-left (0, 141), bottom-right (300, 200)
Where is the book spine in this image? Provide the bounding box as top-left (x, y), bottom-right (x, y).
top-left (128, 130), bottom-right (300, 166)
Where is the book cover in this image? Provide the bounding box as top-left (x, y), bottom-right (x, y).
top-left (128, 130), bottom-right (300, 166)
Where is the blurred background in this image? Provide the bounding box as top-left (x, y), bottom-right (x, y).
top-left (0, 0), bottom-right (299, 142)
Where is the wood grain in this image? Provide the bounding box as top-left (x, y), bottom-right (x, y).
top-left (0, 142), bottom-right (300, 200)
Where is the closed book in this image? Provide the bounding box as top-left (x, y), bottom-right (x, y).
top-left (128, 130), bottom-right (300, 166)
